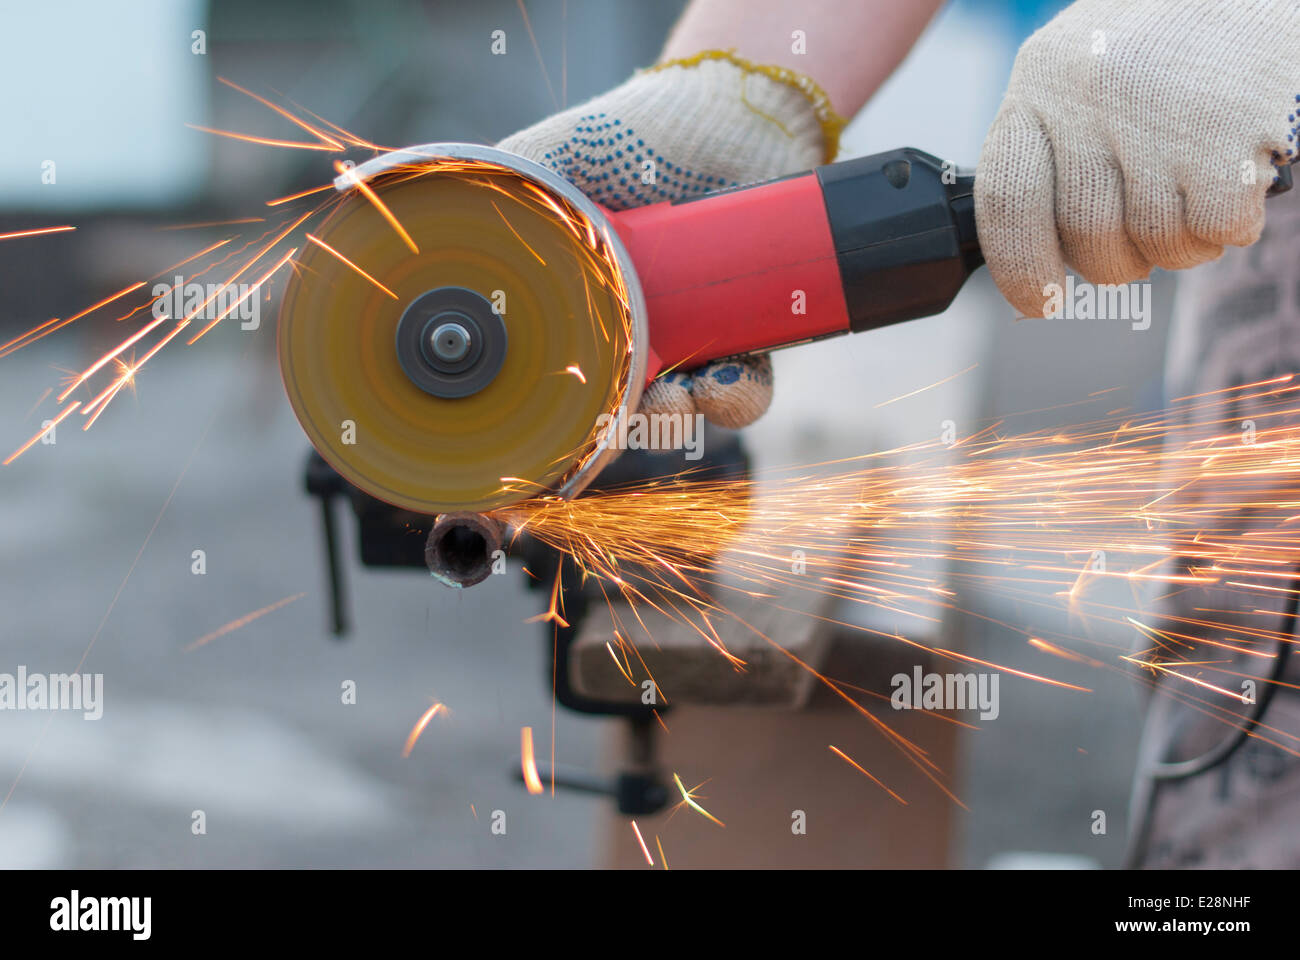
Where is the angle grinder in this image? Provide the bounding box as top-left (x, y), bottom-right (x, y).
top-left (281, 143), bottom-right (979, 508)
top-left (278, 142), bottom-right (1292, 586)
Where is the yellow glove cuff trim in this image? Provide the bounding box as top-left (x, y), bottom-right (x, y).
top-left (646, 49), bottom-right (846, 164)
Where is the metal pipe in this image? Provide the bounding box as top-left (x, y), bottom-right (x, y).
top-left (425, 512), bottom-right (505, 587)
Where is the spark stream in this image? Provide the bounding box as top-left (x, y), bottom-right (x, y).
top-left (504, 374), bottom-right (1300, 738)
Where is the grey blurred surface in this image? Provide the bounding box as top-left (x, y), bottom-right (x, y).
top-left (0, 334), bottom-right (611, 868)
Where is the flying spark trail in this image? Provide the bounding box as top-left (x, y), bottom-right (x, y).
top-left (57, 315), bottom-right (168, 402)
top-left (0, 225), bottom-right (75, 242)
top-left (0, 282), bottom-right (147, 359)
top-left (0, 84), bottom-right (362, 448)
top-left (503, 374), bottom-right (1300, 770)
top-left (5, 137), bottom-right (337, 461)
top-left (525, 565), bottom-right (570, 627)
top-left (671, 773), bottom-right (725, 827)
top-left (630, 821), bottom-right (654, 866)
top-left (159, 217), bottom-right (267, 231)
top-left (81, 319), bottom-right (193, 429)
top-left (268, 184), bottom-right (335, 207)
top-left (215, 76), bottom-right (345, 150)
top-left (829, 745), bottom-right (909, 805)
top-left (490, 199), bottom-right (547, 265)
top-left (184, 124), bottom-right (341, 152)
top-left (305, 233), bottom-right (398, 298)
top-left (160, 237), bottom-right (234, 274)
top-left (184, 592), bottom-right (306, 652)
top-left (521, 727), bottom-right (545, 795)
top-left (515, 0), bottom-right (559, 110)
top-left (22, 387), bottom-right (52, 421)
top-left (175, 210), bottom-right (316, 331)
top-left (874, 363), bottom-right (978, 408)
top-left (3, 401), bottom-right (80, 465)
top-left (185, 246), bottom-right (299, 345)
top-left (1119, 653), bottom-right (1248, 701)
top-left (335, 160), bottom-right (419, 253)
top-left (402, 702), bottom-right (447, 758)
top-left (278, 94), bottom-right (382, 151)
top-left (79, 370), bottom-right (132, 432)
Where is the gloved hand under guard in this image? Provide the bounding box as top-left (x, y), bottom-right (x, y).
top-left (499, 51), bottom-right (846, 429)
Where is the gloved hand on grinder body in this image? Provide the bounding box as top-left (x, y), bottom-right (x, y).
top-left (976, 0), bottom-right (1300, 319)
top-left (499, 52), bottom-right (844, 429)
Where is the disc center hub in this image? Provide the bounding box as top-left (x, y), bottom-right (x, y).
top-left (395, 287), bottom-right (507, 399)
top-left (429, 321), bottom-right (471, 363)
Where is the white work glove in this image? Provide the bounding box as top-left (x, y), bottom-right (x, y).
top-left (976, 0), bottom-right (1300, 319)
top-left (500, 52), bottom-right (843, 429)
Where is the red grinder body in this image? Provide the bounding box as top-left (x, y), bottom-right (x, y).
top-left (604, 148), bottom-right (984, 381)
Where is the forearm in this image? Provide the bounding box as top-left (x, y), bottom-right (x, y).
top-left (660, 0), bottom-right (945, 117)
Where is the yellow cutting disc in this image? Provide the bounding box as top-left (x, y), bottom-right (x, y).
top-left (279, 159), bottom-right (634, 514)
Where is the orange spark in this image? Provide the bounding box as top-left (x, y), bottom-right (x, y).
top-left (159, 217), bottom-right (266, 231)
top-left (158, 237), bottom-right (234, 275)
top-left (671, 773), bottom-right (724, 827)
top-left (524, 565), bottom-right (570, 628)
top-left (81, 319), bottom-right (191, 427)
top-left (521, 727), bottom-right (545, 795)
top-left (829, 745), bottom-right (909, 805)
top-left (267, 183), bottom-right (334, 207)
top-left (490, 200), bottom-right (546, 265)
top-left (57, 315), bottom-right (168, 402)
top-left (0, 281), bottom-right (147, 359)
top-left (305, 233), bottom-right (398, 299)
top-left (515, 0), bottom-right (558, 109)
top-left (874, 363), bottom-right (979, 408)
top-left (1028, 637), bottom-right (1103, 667)
top-left (1120, 654), bottom-right (1250, 702)
top-left (630, 821), bottom-right (654, 866)
top-left (3, 401), bottom-right (80, 466)
top-left (402, 702), bottom-right (447, 758)
top-left (335, 160), bottom-right (419, 254)
top-left (288, 99), bottom-right (380, 150)
top-left (186, 246), bottom-right (298, 345)
top-left (0, 225), bottom-right (75, 242)
top-left (22, 387), bottom-right (53, 421)
top-left (79, 375), bottom-right (131, 431)
top-left (216, 77), bottom-right (345, 150)
top-left (185, 124), bottom-right (340, 152)
top-left (184, 592), bottom-right (306, 652)
top-left (605, 641), bottom-right (636, 684)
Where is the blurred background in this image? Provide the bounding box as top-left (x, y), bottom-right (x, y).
top-left (0, 0), bottom-right (1166, 868)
